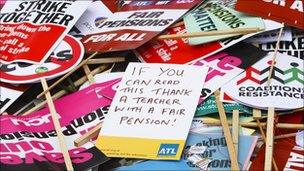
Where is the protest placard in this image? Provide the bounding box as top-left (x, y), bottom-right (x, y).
top-left (184, 1), bottom-right (264, 45)
top-left (81, 0), bottom-right (200, 52)
top-left (0, 0), bottom-right (90, 64)
top-left (97, 63), bottom-right (209, 160)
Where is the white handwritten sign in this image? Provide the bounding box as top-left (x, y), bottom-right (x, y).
top-left (96, 63), bottom-right (208, 160)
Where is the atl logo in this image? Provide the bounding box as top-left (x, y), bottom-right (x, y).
top-left (158, 144), bottom-right (179, 156)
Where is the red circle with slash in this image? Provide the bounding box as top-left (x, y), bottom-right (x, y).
top-left (0, 35), bottom-right (84, 84)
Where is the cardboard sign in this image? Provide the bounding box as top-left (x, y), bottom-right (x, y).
top-left (116, 134), bottom-right (258, 171)
top-left (184, 1), bottom-right (264, 45)
top-left (0, 83), bottom-right (29, 114)
top-left (222, 52), bottom-right (304, 110)
top-left (81, 0), bottom-right (200, 53)
top-left (97, 63), bottom-right (209, 160)
top-left (258, 30), bottom-right (304, 60)
top-left (136, 20), bottom-right (281, 64)
top-left (0, 78), bottom-right (125, 171)
top-left (0, 0), bottom-right (90, 64)
top-left (70, 1), bottom-right (114, 38)
top-left (0, 35), bottom-right (84, 84)
top-left (235, 0), bottom-right (304, 29)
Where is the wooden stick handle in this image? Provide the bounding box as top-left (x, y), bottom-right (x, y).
top-left (83, 64), bottom-right (95, 84)
top-left (274, 132), bottom-right (297, 140)
top-left (264, 107), bottom-right (275, 171)
top-left (266, 24), bottom-right (284, 87)
top-left (232, 110), bottom-right (239, 159)
top-left (41, 78), bottom-right (74, 171)
top-left (157, 27), bottom-right (261, 40)
top-left (87, 57), bottom-right (125, 65)
top-left (74, 122), bottom-right (103, 147)
top-left (253, 109), bottom-right (279, 171)
top-left (37, 52), bottom-right (99, 99)
top-left (214, 90), bottom-right (239, 171)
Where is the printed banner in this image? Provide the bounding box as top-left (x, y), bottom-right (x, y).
top-left (136, 20), bottom-right (281, 64)
top-left (116, 134), bottom-right (258, 171)
top-left (235, 0), bottom-right (304, 29)
top-left (184, 1), bottom-right (264, 45)
top-left (81, 0), bottom-right (200, 53)
top-left (0, 35), bottom-right (84, 84)
top-left (0, 83), bottom-right (29, 114)
top-left (0, 0), bottom-right (90, 64)
top-left (0, 78), bottom-right (124, 171)
top-left (97, 63), bottom-right (209, 160)
top-left (258, 30), bottom-right (304, 60)
top-left (222, 52), bottom-right (304, 110)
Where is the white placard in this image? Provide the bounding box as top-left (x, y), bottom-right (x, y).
top-left (101, 63), bottom-right (209, 139)
top-left (96, 63), bottom-right (209, 160)
top-left (222, 52), bottom-right (304, 110)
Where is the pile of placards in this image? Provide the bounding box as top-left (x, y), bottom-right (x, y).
top-left (0, 0), bottom-right (303, 171)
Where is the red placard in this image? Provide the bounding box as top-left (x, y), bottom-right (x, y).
top-left (0, 1), bottom-right (90, 64)
top-left (81, 0), bottom-right (201, 53)
top-left (235, 0), bottom-right (304, 29)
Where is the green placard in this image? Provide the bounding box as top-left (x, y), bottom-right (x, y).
top-left (195, 95), bottom-right (248, 116)
top-left (184, 1), bottom-right (265, 45)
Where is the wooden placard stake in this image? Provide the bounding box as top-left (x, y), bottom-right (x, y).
top-left (274, 132), bottom-right (297, 140)
top-left (253, 109), bottom-right (278, 171)
top-left (264, 24), bottom-right (284, 171)
top-left (267, 24), bottom-right (284, 87)
top-left (232, 110), bottom-right (239, 158)
top-left (83, 64), bottom-right (95, 83)
top-left (37, 52), bottom-right (99, 99)
top-left (214, 90), bottom-right (239, 171)
top-left (74, 122), bottom-right (103, 147)
top-left (265, 107), bottom-right (275, 171)
top-left (157, 27), bottom-right (261, 40)
top-left (41, 78), bottom-right (74, 171)
top-left (87, 57), bottom-right (125, 65)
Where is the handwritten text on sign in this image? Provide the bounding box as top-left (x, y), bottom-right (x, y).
top-left (101, 63), bottom-right (209, 140)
